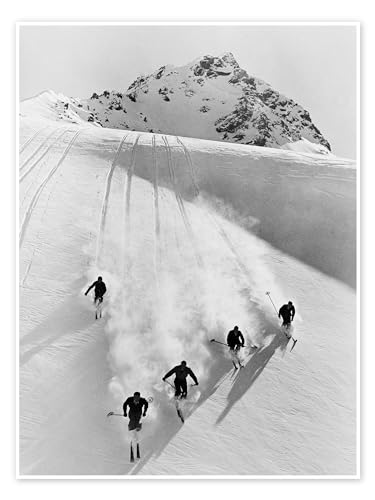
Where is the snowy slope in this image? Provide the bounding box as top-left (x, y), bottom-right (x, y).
top-left (20, 53), bottom-right (331, 152)
top-left (19, 114), bottom-right (356, 476)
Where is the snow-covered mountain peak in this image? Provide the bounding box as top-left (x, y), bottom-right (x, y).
top-left (20, 53), bottom-right (332, 153)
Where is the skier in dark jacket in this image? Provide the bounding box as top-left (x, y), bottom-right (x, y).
top-left (163, 361), bottom-right (198, 398)
top-left (123, 392), bottom-right (148, 431)
top-left (278, 301), bottom-right (295, 327)
top-left (227, 326), bottom-right (245, 351)
top-left (85, 276), bottom-right (107, 304)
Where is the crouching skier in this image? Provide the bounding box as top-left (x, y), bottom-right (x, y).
top-left (123, 392), bottom-right (148, 462)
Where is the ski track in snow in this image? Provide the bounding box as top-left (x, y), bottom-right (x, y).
top-left (162, 135), bottom-right (204, 269)
top-left (152, 134), bottom-right (161, 283)
top-left (19, 128), bottom-right (71, 183)
top-left (19, 129), bottom-right (81, 248)
top-left (177, 136), bottom-right (259, 307)
top-left (95, 132), bottom-right (129, 265)
top-left (124, 134), bottom-right (140, 242)
top-left (19, 125), bottom-right (50, 154)
top-left (20, 127), bottom-right (63, 172)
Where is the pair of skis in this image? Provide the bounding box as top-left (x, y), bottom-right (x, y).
top-left (95, 300), bottom-right (103, 320)
top-left (282, 325), bottom-right (298, 351)
top-left (107, 407), bottom-right (152, 463)
top-left (210, 339), bottom-right (257, 369)
top-left (130, 442), bottom-right (140, 462)
top-left (163, 380), bottom-right (197, 423)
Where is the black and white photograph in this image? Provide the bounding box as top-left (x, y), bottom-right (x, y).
top-left (17, 22), bottom-right (358, 477)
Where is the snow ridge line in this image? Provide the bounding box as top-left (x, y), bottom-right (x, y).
top-left (19, 129), bottom-right (82, 248)
top-left (20, 127), bottom-right (64, 172)
top-left (19, 126), bottom-right (50, 154)
top-left (95, 132), bottom-right (128, 265)
top-left (177, 137), bottom-right (257, 301)
top-left (20, 128), bottom-right (72, 183)
top-left (176, 137), bottom-right (200, 197)
top-left (162, 135), bottom-right (204, 269)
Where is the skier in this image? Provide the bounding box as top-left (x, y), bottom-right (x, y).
top-left (84, 276), bottom-right (107, 305)
top-left (227, 326), bottom-right (245, 368)
top-left (123, 391), bottom-right (148, 431)
top-left (227, 326), bottom-right (245, 351)
top-left (278, 301), bottom-right (295, 337)
top-left (162, 361), bottom-right (198, 399)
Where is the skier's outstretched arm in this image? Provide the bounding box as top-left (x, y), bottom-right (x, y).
top-left (278, 306), bottom-right (283, 318)
top-left (102, 283), bottom-right (107, 295)
top-left (188, 369), bottom-right (198, 385)
top-left (162, 367), bottom-right (176, 380)
top-left (85, 282), bottom-right (96, 296)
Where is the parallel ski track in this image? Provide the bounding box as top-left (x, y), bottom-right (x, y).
top-left (121, 134), bottom-right (140, 279)
top-left (20, 128), bottom-right (71, 183)
top-left (19, 126), bottom-right (50, 154)
top-left (162, 135), bottom-right (203, 268)
top-left (152, 134), bottom-right (161, 282)
top-left (20, 127), bottom-right (64, 172)
top-left (176, 136), bottom-right (258, 301)
top-left (124, 134), bottom-right (140, 229)
top-left (95, 132), bottom-right (129, 265)
top-left (19, 129), bottom-right (82, 248)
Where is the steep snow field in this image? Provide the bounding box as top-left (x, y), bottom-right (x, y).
top-left (19, 113), bottom-right (356, 476)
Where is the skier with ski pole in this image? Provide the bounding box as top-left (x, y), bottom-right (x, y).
top-left (266, 292), bottom-right (298, 351)
top-left (123, 392), bottom-right (148, 462)
top-left (163, 361), bottom-right (198, 423)
top-left (278, 301), bottom-right (295, 337)
top-left (162, 361), bottom-right (198, 399)
top-left (227, 326), bottom-right (245, 369)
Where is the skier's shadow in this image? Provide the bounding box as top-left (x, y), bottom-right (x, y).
top-left (20, 278), bottom-right (96, 366)
top-left (215, 332), bottom-right (289, 425)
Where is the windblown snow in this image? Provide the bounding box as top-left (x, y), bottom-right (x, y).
top-left (19, 92), bottom-right (356, 476)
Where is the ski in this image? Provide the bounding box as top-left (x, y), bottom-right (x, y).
top-left (280, 326), bottom-right (298, 351)
top-left (177, 407), bottom-right (184, 423)
top-left (130, 443), bottom-right (134, 463)
top-left (174, 398), bottom-right (185, 423)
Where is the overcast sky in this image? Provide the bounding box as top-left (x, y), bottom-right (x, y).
top-left (19, 24), bottom-right (357, 158)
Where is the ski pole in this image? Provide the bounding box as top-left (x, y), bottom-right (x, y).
top-left (210, 338), bottom-right (254, 349)
top-left (210, 339), bottom-right (229, 347)
top-left (163, 379), bottom-right (175, 390)
top-left (107, 412), bottom-right (125, 418)
top-left (265, 291), bottom-right (279, 316)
